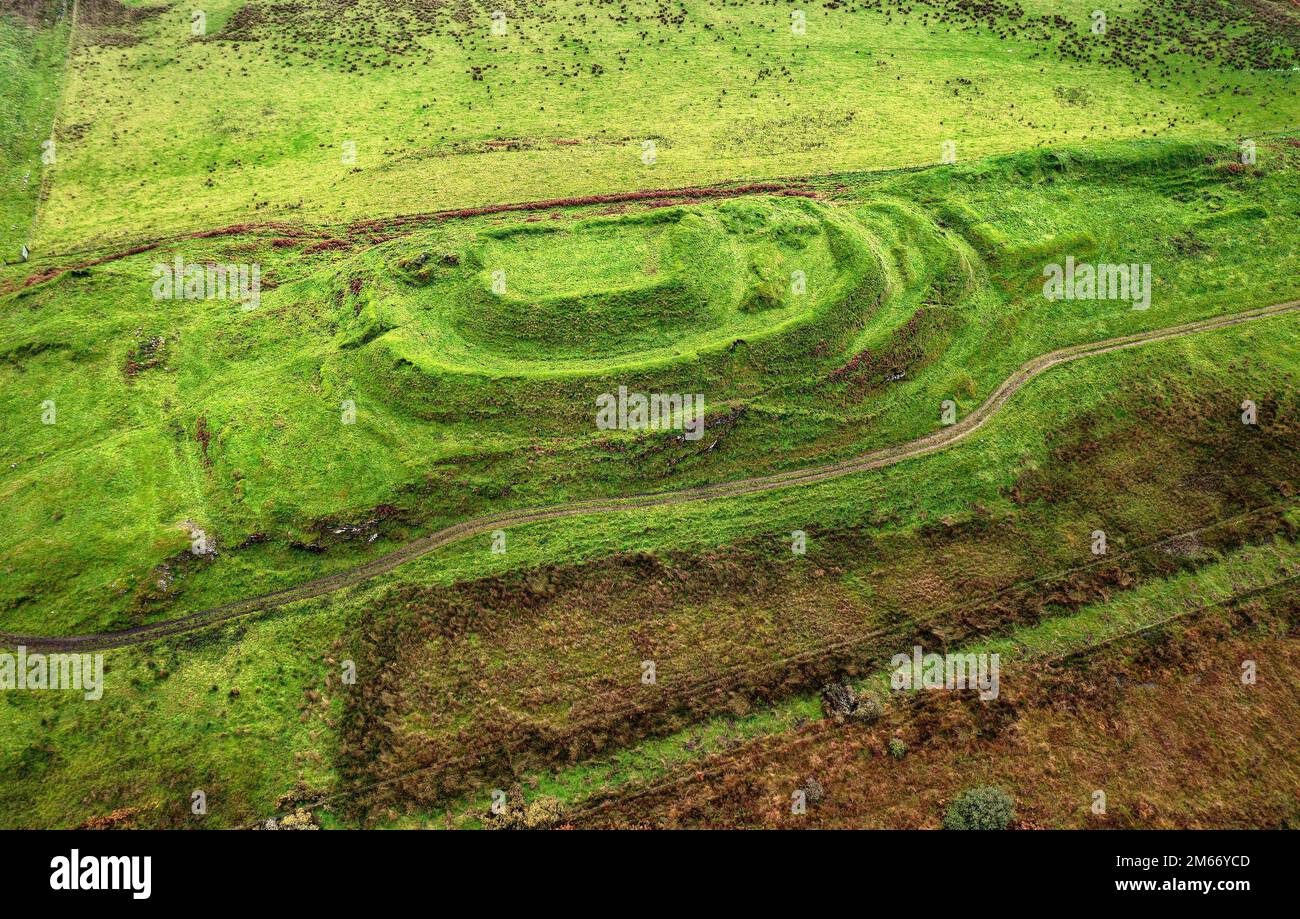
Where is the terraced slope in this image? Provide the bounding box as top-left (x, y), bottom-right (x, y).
top-left (2, 137), bottom-right (1298, 638)
top-left (5, 296), bottom-right (1296, 650)
top-left (1, 0), bottom-right (1299, 829)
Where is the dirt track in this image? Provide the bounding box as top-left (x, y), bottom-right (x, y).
top-left (4, 298), bottom-right (1296, 652)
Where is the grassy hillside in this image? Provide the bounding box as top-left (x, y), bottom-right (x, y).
top-left (2, 135), bottom-right (1297, 636)
top-left (1, 0), bottom-right (1299, 831)
top-left (24, 0), bottom-right (1300, 251)
top-left (2, 259), bottom-right (1297, 826)
top-left (0, 0), bottom-right (71, 256)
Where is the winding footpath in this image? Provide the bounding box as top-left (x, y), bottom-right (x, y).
top-left (5, 298), bottom-right (1297, 652)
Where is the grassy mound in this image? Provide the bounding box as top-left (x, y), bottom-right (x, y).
top-left (457, 214), bottom-right (729, 360)
top-left (370, 196), bottom-right (878, 372)
top-left (0, 136), bottom-right (1296, 641)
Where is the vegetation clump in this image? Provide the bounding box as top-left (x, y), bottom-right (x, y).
top-left (943, 786), bottom-right (1016, 830)
top-left (262, 808), bottom-right (319, 830)
top-left (820, 681), bottom-right (884, 724)
top-left (483, 794), bottom-right (564, 830)
top-left (800, 778), bottom-right (825, 808)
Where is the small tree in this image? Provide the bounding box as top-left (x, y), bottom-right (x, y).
top-left (944, 786), bottom-right (1016, 830)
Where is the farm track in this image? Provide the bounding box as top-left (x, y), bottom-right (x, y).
top-left (3, 298), bottom-right (1297, 652)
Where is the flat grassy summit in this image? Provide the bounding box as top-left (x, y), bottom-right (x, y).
top-left (375, 196), bottom-right (876, 371)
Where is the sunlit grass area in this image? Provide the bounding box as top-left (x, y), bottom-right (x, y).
top-left (1, 0), bottom-right (1299, 831)
top-left (25, 0), bottom-right (1300, 251)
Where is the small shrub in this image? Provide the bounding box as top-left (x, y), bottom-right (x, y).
top-left (943, 786), bottom-right (1016, 830)
top-left (800, 777), bottom-right (825, 807)
top-left (263, 807), bottom-right (318, 830)
top-left (820, 681), bottom-right (884, 724)
top-left (820, 681), bottom-right (857, 721)
top-left (483, 792), bottom-right (564, 830)
top-left (853, 693), bottom-right (884, 724)
top-left (887, 738), bottom-right (908, 760)
top-left (521, 796), bottom-right (563, 829)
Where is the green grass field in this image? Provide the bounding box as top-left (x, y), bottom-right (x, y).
top-left (18, 0), bottom-right (1300, 252)
top-left (0, 0), bottom-right (69, 255)
top-left (1, 0), bottom-right (1298, 830)
top-left (3, 135), bottom-right (1297, 637)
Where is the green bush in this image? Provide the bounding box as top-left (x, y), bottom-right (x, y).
top-left (943, 786), bottom-right (1016, 830)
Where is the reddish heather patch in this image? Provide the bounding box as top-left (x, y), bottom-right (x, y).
top-left (303, 239), bottom-right (351, 254)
